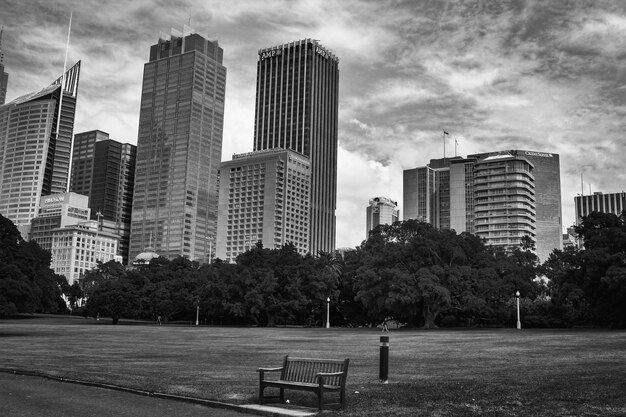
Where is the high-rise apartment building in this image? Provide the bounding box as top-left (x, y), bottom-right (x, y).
top-left (130, 28), bottom-right (226, 261)
top-left (403, 150), bottom-right (562, 261)
top-left (0, 61), bottom-right (81, 233)
top-left (0, 27), bottom-right (8, 105)
top-left (366, 197), bottom-right (399, 238)
top-left (70, 130), bottom-right (136, 264)
top-left (472, 154), bottom-right (536, 250)
top-left (575, 192), bottom-right (626, 223)
top-left (216, 148), bottom-right (311, 263)
top-left (470, 150), bottom-right (562, 261)
top-left (253, 39), bottom-right (339, 255)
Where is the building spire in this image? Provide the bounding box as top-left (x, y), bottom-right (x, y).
top-left (0, 26), bottom-right (5, 65)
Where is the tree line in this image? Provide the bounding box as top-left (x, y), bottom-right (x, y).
top-left (1, 213), bottom-right (625, 327)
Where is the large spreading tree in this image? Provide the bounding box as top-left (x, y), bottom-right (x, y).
top-left (0, 214), bottom-right (66, 316)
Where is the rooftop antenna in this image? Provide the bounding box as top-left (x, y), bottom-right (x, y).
top-left (58, 12), bottom-right (73, 192)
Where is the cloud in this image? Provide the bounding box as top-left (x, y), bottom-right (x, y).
top-left (4, 0), bottom-right (626, 248)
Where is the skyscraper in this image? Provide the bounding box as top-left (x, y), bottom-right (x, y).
top-left (70, 129), bottom-right (110, 197)
top-left (129, 28), bottom-right (226, 261)
top-left (216, 148), bottom-right (311, 263)
top-left (0, 61), bottom-right (81, 231)
top-left (403, 149), bottom-right (562, 261)
top-left (366, 197), bottom-right (399, 238)
top-left (70, 130), bottom-right (136, 264)
top-left (253, 39), bottom-right (339, 255)
top-left (0, 27), bottom-right (8, 105)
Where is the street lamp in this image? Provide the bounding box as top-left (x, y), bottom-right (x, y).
top-left (515, 291), bottom-right (521, 330)
top-left (326, 297), bottom-right (330, 329)
top-left (196, 298), bottom-right (200, 326)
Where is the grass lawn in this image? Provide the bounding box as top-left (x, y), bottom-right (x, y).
top-left (0, 315), bottom-right (624, 416)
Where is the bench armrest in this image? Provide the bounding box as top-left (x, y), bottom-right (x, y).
top-left (257, 367), bottom-right (283, 372)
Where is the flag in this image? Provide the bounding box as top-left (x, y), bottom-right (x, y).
top-left (443, 130), bottom-right (449, 135)
top-left (455, 139), bottom-right (458, 145)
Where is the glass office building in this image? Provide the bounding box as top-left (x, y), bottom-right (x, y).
top-left (70, 130), bottom-right (136, 264)
top-left (0, 61), bottom-right (81, 231)
top-left (253, 39), bottom-right (339, 255)
top-left (130, 28), bottom-right (226, 261)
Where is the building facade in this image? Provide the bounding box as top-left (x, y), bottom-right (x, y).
top-left (50, 221), bottom-right (120, 285)
top-left (473, 154), bottom-right (536, 250)
top-left (70, 130), bottom-right (136, 264)
top-left (29, 192), bottom-right (90, 253)
top-left (216, 148), bottom-right (311, 263)
top-left (574, 192), bottom-right (626, 224)
top-left (0, 61), bottom-right (81, 232)
top-left (253, 39), bottom-right (339, 255)
top-left (366, 197), bottom-right (399, 238)
top-left (70, 130), bottom-right (110, 198)
top-left (130, 28), bottom-right (226, 261)
top-left (403, 149), bottom-right (562, 261)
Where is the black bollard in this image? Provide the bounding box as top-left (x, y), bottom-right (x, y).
top-left (379, 334), bottom-right (389, 383)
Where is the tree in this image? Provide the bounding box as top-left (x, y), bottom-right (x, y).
top-left (0, 214), bottom-right (66, 316)
top-left (353, 220), bottom-right (501, 328)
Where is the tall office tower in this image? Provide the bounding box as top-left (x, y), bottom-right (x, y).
top-left (403, 150), bottom-right (562, 261)
top-left (449, 158), bottom-right (476, 233)
top-left (366, 197), bottom-right (399, 238)
top-left (575, 192), bottom-right (626, 223)
top-left (70, 130), bottom-right (136, 264)
top-left (403, 157), bottom-right (462, 228)
top-left (0, 61), bottom-right (81, 233)
top-left (70, 130), bottom-right (110, 197)
top-left (253, 39), bottom-right (339, 255)
top-left (216, 148), bottom-right (311, 263)
top-left (0, 27), bottom-right (8, 105)
top-left (130, 28), bottom-right (226, 261)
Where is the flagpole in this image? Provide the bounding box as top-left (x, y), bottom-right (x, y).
top-left (443, 130), bottom-right (446, 159)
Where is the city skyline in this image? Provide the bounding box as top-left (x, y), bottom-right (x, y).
top-left (2, 1), bottom-right (626, 249)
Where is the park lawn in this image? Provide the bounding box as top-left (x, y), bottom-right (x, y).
top-left (0, 315), bottom-right (624, 416)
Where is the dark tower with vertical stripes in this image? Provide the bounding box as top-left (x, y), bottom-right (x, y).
top-left (253, 39), bottom-right (339, 255)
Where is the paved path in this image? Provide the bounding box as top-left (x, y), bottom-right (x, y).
top-left (0, 372), bottom-right (250, 417)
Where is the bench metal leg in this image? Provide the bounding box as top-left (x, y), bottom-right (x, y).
top-left (279, 388), bottom-right (284, 403)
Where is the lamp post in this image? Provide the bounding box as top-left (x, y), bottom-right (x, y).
top-left (515, 291), bottom-right (521, 330)
top-left (196, 303), bottom-right (199, 326)
top-left (326, 297), bottom-right (330, 329)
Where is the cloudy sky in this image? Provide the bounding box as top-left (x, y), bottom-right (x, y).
top-left (2, 0), bottom-right (625, 248)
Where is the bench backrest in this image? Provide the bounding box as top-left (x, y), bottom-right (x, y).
top-left (281, 356), bottom-right (349, 386)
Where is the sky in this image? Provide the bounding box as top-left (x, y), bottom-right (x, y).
top-left (2, 0), bottom-right (626, 249)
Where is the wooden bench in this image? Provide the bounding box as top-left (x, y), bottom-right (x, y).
top-left (258, 355), bottom-right (350, 410)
